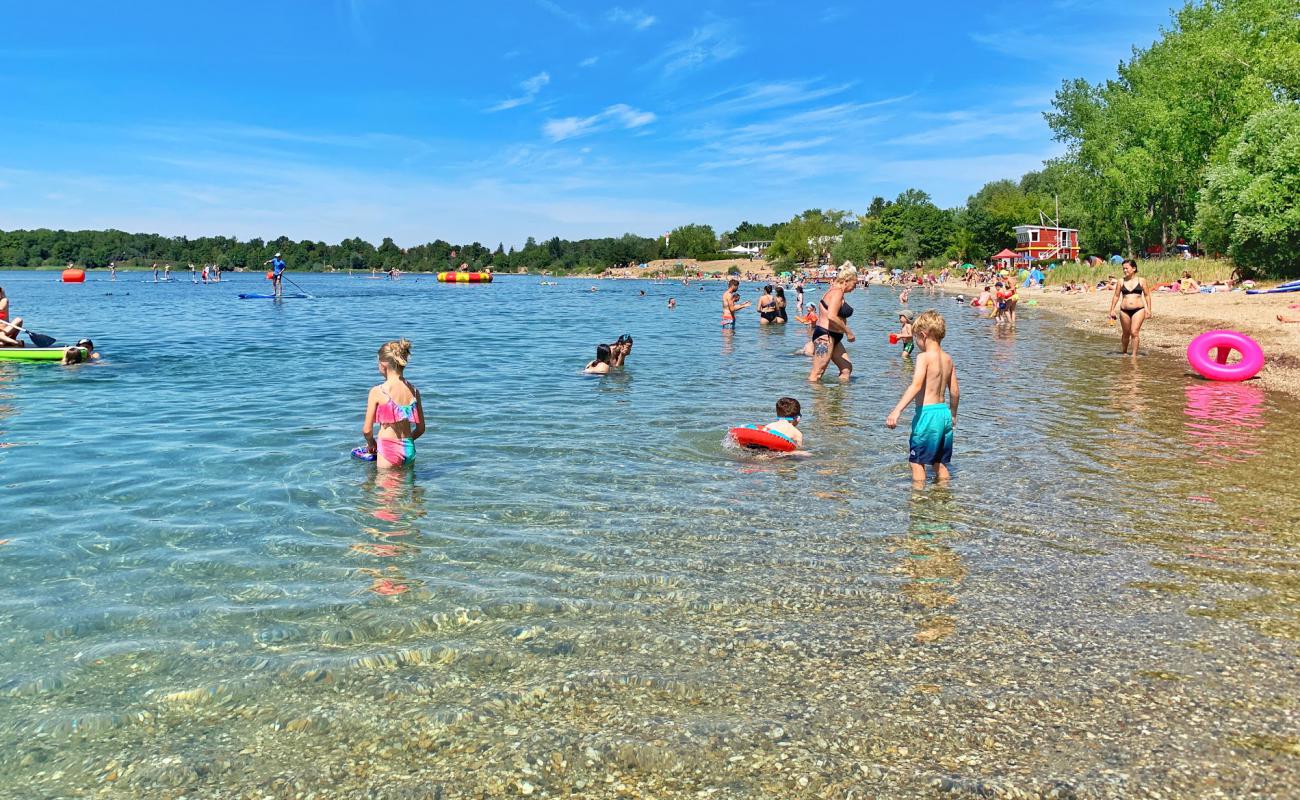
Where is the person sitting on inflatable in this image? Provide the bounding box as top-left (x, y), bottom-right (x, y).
top-left (762, 397), bottom-right (805, 451)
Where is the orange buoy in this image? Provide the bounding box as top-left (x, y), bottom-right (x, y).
top-left (266, 271), bottom-right (275, 280)
top-left (62, 268), bottom-right (86, 283)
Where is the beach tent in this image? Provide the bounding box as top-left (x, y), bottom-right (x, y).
top-left (992, 248), bottom-right (1018, 271)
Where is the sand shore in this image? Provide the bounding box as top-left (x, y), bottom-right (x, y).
top-left (940, 282), bottom-right (1300, 398)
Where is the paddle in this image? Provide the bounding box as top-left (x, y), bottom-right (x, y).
top-left (4, 323), bottom-right (57, 347)
top-left (282, 274), bottom-right (315, 298)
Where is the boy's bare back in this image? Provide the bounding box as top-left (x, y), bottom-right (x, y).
top-left (914, 348), bottom-right (955, 408)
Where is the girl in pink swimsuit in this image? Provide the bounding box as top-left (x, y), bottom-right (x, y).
top-left (362, 339), bottom-right (425, 468)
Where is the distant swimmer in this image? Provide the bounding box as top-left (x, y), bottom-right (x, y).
top-left (264, 252), bottom-right (287, 299)
top-left (721, 278), bottom-right (750, 328)
top-left (668, 298), bottom-right (676, 309)
top-left (362, 339), bottom-right (425, 468)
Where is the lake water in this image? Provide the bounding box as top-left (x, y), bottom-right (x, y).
top-left (1, 269), bottom-right (1297, 798)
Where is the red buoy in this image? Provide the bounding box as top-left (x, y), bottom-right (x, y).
top-left (62, 268), bottom-right (86, 283)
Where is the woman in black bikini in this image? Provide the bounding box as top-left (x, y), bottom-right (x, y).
top-left (1107, 259), bottom-right (1152, 356)
top-left (773, 287), bottom-right (788, 324)
top-left (808, 266), bottom-right (858, 382)
top-left (757, 285), bottom-right (777, 325)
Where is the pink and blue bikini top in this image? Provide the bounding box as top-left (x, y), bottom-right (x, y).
top-left (375, 387), bottom-right (420, 425)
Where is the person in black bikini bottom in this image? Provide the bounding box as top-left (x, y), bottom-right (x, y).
top-left (809, 266), bottom-right (858, 382)
top-left (1107, 259), bottom-right (1152, 356)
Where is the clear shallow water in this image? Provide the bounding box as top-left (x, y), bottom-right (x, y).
top-left (1, 270), bottom-right (1298, 798)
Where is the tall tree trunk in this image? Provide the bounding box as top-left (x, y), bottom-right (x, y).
top-left (1123, 217), bottom-right (1134, 259)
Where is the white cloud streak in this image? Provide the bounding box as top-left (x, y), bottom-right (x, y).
top-left (535, 0), bottom-right (588, 29)
top-left (656, 20), bottom-right (743, 75)
top-left (606, 7), bottom-right (656, 29)
top-left (543, 104), bottom-right (656, 141)
top-left (488, 71), bottom-right (551, 112)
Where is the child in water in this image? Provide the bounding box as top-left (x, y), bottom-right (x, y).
top-left (763, 396), bottom-right (805, 450)
top-left (362, 339), bottom-right (425, 468)
top-left (61, 338), bottom-right (100, 365)
top-left (886, 310), bottom-right (959, 483)
top-left (584, 343), bottom-right (612, 374)
top-left (896, 310), bottom-right (914, 357)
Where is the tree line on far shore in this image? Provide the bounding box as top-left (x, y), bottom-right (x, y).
top-left (3, 0), bottom-right (1294, 278)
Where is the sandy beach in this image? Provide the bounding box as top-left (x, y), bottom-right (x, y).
top-left (944, 282), bottom-right (1300, 398)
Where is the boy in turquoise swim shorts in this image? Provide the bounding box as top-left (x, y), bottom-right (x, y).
top-left (885, 310), bottom-right (960, 482)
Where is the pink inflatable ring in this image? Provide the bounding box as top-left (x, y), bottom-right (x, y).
top-left (1186, 330), bottom-right (1264, 382)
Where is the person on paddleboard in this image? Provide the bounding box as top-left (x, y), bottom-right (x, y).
top-left (0, 286), bottom-right (25, 347)
top-left (264, 252), bottom-right (287, 299)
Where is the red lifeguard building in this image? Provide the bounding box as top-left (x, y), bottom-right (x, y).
top-left (1014, 224), bottom-right (1079, 262)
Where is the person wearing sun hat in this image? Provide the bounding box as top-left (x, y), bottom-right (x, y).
top-left (263, 251), bottom-right (287, 299)
top-left (896, 309), bottom-right (915, 357)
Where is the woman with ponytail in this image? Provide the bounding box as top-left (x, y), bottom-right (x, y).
top-left (362, 339), bottom-right (425, 468)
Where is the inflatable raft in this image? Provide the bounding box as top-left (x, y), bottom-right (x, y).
top-left (437, 271), bottom-right (493, 283)
top-left (0, 347), bottom-right (72, 361)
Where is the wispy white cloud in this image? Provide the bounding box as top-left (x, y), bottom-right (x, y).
top-left (535, 0), bottom-right (588, 29)
top-left (656, 20), bottom-right (743, 76)
top-left (488, 71), bottom-right (552, 112)
top-left (606, 7), bottom-right (656, 29)
top-left (579, 55), bottom-right (599, 67)
top-left (543, 104), bottom-right (656, 141)
top-left (886, 110), bottom-right (1044, 147)
top-left (700, 79), bottom-right (869, 116)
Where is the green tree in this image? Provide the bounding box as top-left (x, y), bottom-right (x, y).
top-left (1197, 103), bottom-right (1300, 277)
top-left (665, 224), bottom-right (718, 259)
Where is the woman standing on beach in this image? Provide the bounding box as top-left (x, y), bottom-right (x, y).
top-left (1107, 259), bottom-right (1152, 356)
top-left (808, 266), bottom-right (857, 382)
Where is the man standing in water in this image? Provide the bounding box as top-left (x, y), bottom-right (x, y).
top-left (264, 252), bottom-right (287, 299)
top-left (721, 278), bottom-right (750, 328)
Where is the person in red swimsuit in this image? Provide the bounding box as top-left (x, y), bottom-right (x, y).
top-left (0, 286), bottom-right (25, 348)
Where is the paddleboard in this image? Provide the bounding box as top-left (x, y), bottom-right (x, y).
top-left (237, 293), bottom-right (310, 299)
top-left (0, 347), bottom-right (70, 361)
top-left (1246, 285), bottom-right (1300, 295)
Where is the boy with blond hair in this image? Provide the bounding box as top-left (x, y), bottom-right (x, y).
top-left (886, 310), bottom-right (959, 482)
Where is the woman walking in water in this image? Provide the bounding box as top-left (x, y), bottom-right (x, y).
top-left (1107, 259), bottom-right (1152, 357)
top-left (362, 339), bottom-right (425, 468)
top-left (808, 265), bottom-right (858, 382)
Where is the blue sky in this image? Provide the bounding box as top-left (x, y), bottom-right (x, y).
top-left (1, 0), bottom-right (1174, 247)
